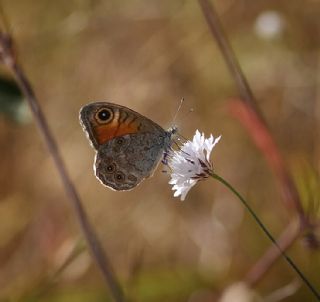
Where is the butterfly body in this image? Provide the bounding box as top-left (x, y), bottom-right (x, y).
top-left (80, 102), bottom-right (174, 190)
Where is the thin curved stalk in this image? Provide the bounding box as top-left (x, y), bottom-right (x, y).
top-left (0, 31), bottom-right (125, 302)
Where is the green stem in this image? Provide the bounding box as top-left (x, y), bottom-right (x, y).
top-left (210, 172), bottom-right (320, 300)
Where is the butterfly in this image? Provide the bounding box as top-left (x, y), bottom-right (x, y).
top-left (79, 102), bottom-right (176, 191)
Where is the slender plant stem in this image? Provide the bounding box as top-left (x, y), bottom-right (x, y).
top-left (197, 0), bottom-right (316, 289)
top-left (245, 221), bottom-right (300, 287)
top-left (211, 172), bottom-right (320, 300)
top-left (0, 33), bottom-right (125, 301)
top-left (197, 0), bottom-right (261, 115)
top-left (197, 0), bottom-right (308, 225)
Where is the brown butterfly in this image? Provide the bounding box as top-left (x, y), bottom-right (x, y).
top-left (80, 102), bottom-right (176, 190)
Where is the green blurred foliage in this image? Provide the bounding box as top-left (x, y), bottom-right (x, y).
top-left (0, 77), bottom-right (30, 123)
top-left (0, 0), bottom-right (320, 301)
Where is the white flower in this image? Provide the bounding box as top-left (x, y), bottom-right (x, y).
top-left (168, 130), bottom-right (221, 201)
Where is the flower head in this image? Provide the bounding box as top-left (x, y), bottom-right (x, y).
top-left (168, 130), bottom-right (221, 200)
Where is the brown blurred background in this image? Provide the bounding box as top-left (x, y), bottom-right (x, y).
top-left (0, 0), bottom-right (319, 301)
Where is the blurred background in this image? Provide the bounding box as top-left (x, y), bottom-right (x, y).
top-left (0, 0), bottom-right (319, 301)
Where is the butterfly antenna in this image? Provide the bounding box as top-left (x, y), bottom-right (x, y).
top-left (172, 97), bottom-right (184, 125)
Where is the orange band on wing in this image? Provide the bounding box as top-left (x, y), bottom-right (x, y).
top-left (94, 119), bottom-right (140, 145)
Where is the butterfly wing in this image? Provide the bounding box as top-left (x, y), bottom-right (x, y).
top-left (80, 102), bottom-right (172, 190)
